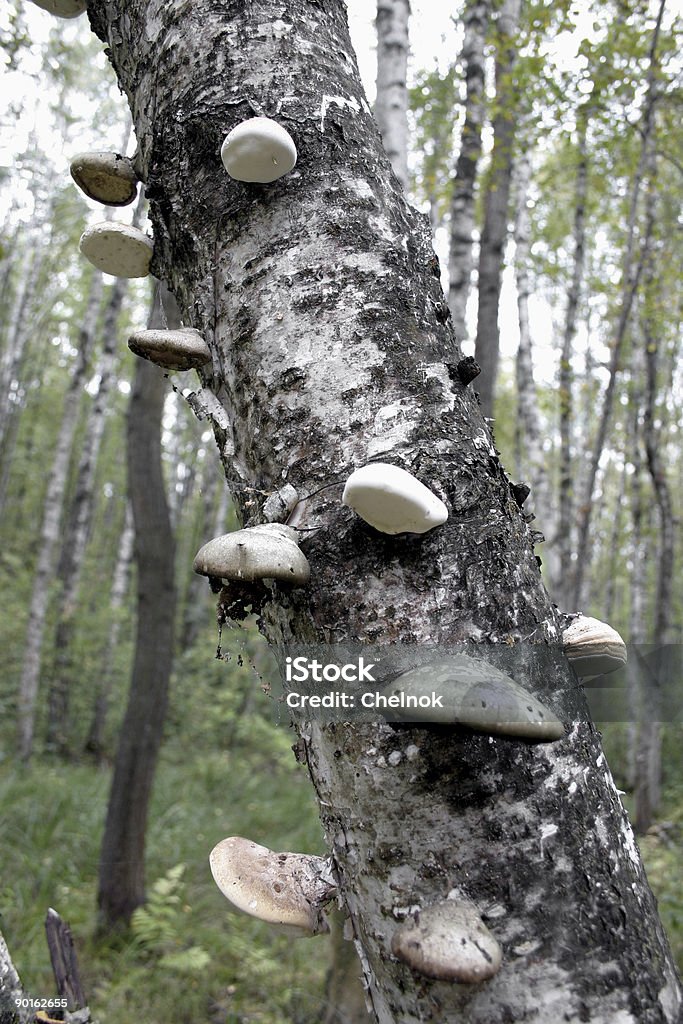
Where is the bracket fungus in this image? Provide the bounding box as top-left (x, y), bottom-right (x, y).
top-left (381, 654), bottom-right (564, 741)
top-left (562, 615), bottom-right (627, 677)
top-left (209, 837), bottom-right (332, 937)
top-left (193, 523), bottom-right (310, 585)
top-left (263, 484), bottom-right (299, 523)
top-left (128, 327), bottom-right (211, 371)
top-left (28, 0), bottom-right (86, 16)
top-left (392, 900), bottom-right (502, 983)
top-left (342, 463), bottom-right (448, 535)
top-left (79, 222), bottom-right (153, 278)
top-left (70, 152), bottom-right (138, 207)
top-left (220, 117), bottom-right (297, 183)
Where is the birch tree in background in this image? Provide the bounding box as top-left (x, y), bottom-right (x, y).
top-left (447, 0), bottom-right (490, 344)
top-left (85, 0), bottom-right (682, 1017)
top-left (374, 0), bottom-right (410, 190)
top-left (473, 0), bottom-right (521, 420)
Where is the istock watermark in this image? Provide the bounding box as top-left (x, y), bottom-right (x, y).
top-left (285, 655), bottom-right (377, 684)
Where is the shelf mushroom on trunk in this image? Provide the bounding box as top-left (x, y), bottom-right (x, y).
top-left (221, 117), bottom-right (297, 183)
top-left (209, 837), bottom-right (334, 937)
top-left (70, 151), bottom-right (138, 207)
top-left (79, 222), bottom-right (153, 278)
top-left (128, 327), bottom-right (211, 371)
top-left (342, 462), bottom-right (448, 535)
top-left (28, 0), bottom-right (86, 16)
top-left (193, 523), bottom-right (310, 587)
top-left (562, 615), bottom-right (627, 678)
top-left (392, 899), bottom-right (503, 983)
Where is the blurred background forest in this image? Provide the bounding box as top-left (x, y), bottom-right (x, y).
top-left (0, 0), bottom-right (681, 1021)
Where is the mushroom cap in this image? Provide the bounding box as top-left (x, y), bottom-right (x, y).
top-left (342, 463), bottom-right (448, 535)
top-left (382, 654), bottom-right (564, 741)
top-left (28, 0), bottom-right (86, 16)
top-left (209, 837), bottom-right (329, 937)
top-left (392, 900), bottom-right (502, 983)
top-left (70, 152), bottom-right (138, 207)
top-left (221, 117), bottom-right (297, 183)
top-left (128, 328), bottom-right (211, 371)
top-left (193, 523), bottom-right (310, 585)
top-left (79, 222), bottom-right (153, 278)
top-left (263, 484), bottom-right (299, 523)
top-left (562, 615), bottom-right (627, 677)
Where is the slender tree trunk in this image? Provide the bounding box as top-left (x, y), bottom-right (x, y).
top-left (84, 504), bottom-right (134, 760)
top-left (0, 928), bottom-right (27, 1024)
top-left (97, 285), bottom-right (176, 928)
top-left (473, 0), bottom-right (521, 419)
top-left (374, 0), bottom-right (410, 191)
top-left (635, 155), bottom-right (673, 834)
top-left (447, 0), bottom-right (490, 343)
top-left (88, 0), bottom-right (682, 1017)
top-left (45, 278), bottom-right (127, 753)
top-left (180, 476), bottom-right (231, 648)
top-left (571, 0), bottom-right (665, 608)
top-left (556, 109), bottom-right (589, 609)
top-left (512, 151), bottom-right (552, 532)
top-left (16, 270), bottom-right (102, 761)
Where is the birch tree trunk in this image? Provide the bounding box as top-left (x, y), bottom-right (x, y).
top-left (512, 152), bottom-right (552, 534)
top-left (447, 0), bottom-right (490, 343)
top-left (0, 928), bottom-right (27, 1024)
top-left (570, 0), bottom-right (664, 608)
top-left (87, 0), bottom-right (682, 1018)
top-left (556, 109), bottom-right (588, 610)
top-left (374, 0), bottom-right (410, 191)
top-left (97, 286), bottom-right (176, 927)
top-left (84, 504), bottom-right (134, 759)
top-left (16, 269), bottom-right (103, 761)
top-left (46, 276), bottom-right (129, 754)
top-left (635, 157), bottom-right (673, 834)
top-left (473, 0), bottom-right (521, 419)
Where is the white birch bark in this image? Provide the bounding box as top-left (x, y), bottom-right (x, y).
top-left (374, 0), bottom-right (410, 190)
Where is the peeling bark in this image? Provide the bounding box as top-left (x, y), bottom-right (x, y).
top-left (86, 0), bottom-right (682, 1018)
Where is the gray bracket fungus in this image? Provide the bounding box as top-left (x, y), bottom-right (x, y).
top-left (193, 523), bottom-right (310, 585)
top-left (70, 151), bottom-right (138, 207)
top-left (342, 462), bottom-right (448, 535)
top-left (79, 222), bottom-right (153, 279)
top-left (391, 900), bottom-right (503, 983)
top-left (381, 654), bottom-right (564, 742)
top-left (28, 0), bottom-right (86, 16)
top-left (127, 327), bottom-right (211, 371)
top-left (562, 615), bottom-right (627, 678)
top-left (220, 117), bottom-right (297, 183)
top-left (263, 484), bottom-right (299, 523)
top-left (209, 836), bottom-right (333, 937)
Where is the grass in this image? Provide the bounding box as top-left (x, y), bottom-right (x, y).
top-left (1, 714), bottom-right (681, 1022)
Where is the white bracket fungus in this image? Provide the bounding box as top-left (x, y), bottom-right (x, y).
top-left (127, 328), bottom-right (211, 371)
top-left (562, 615), bottom-right (627, 677)
top-left (209, 836), bottom-right (333, 937)
top-left (263, 484), bottom-right (299, 523)
top-left (70, 152), bottom-right (138, 207)
top-left (220, 117), bottom-right (297, 183)
top-left (382, 654), bottom-right (565, 742)
top-left (193, 523), bottom-right (310, 585)
top-left (342, 463), bottom-right (448, 535)
top-left (79, 223), bottom-right (153, 279)
top-left (391, 899), bottom-right (502, 983)
top-left (28, 0), bottom-right (86, 17)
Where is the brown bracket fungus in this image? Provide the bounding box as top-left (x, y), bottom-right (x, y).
top-left (342, 462), bottom-right (448, 535)
top-left (392, 900), bottom-right (503, 983)
top-left (127, 327), bottom-right (211, 371)
top-left (28, 0), bottom-right (86, 17)
top-left (562, 615), bottom-right (627, 677)
top-left (79, 222), bottom-right (153, 278)
top-left (70, 152), bottom-right (138, 207)
top-left (193, 523), bottom-right (310, 585)
top-left (209, 836), bottom-right (333, 937)
top-left (220, 117), bottom-right (297, 183)
top-left (381, 654), bottom-right (564, 742)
